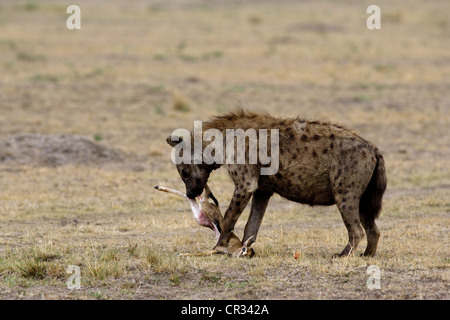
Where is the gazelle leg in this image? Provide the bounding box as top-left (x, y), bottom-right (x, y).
top-left (177, 249), bottom-right (222, 257)
top-left (154, 185), bottom-right (187, 199)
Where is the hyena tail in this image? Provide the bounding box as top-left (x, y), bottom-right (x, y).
top-left (359, 151), bottom-right (387, 224)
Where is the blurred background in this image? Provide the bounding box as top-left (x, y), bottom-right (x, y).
top-left (1, 0), bottom-right (448, 160)
top-left (0, 0), bottom-right (448, 299)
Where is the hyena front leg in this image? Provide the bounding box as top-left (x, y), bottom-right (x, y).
top-left (214, 185), bottom-right (252, 253)
top-left (242, 189), bottom-right (273, 247)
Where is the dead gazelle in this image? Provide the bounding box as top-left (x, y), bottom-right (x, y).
top-left (154, 185), bottom-right (254, 257)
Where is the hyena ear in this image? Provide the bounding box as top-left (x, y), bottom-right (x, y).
top-left (208, 163), bottom-right (221, 171)
top-left (203, 153), bottom-right (221, 171)
top-left (166, 135), bottom-right (183, 147)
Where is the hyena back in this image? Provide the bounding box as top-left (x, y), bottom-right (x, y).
top-left (167, 110), bottom-right (387, 257)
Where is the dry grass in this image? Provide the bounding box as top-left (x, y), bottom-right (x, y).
top-left (0, 0), bottom-right (449, 299)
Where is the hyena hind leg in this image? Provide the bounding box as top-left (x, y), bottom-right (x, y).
top-left (359, 216), bottom-right (380, 257)
top-left (335, 200), bottom-right (365, 257)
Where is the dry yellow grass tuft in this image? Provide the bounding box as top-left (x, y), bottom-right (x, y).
top-left (171, 90), bottom-right (191, 113)
top-left (0, 0), bottom-right (449, 300)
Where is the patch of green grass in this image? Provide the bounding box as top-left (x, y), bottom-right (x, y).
top-left (127, 244), bottom-right (138, 257)
top-left (17, 1), bottom-right (65, 13)
top-left (374, 64), bottom-right (395, 73)
top-left (23, 1), bottom-right (39, 11)
top-left (200, 270), bottom-right (221, 283)
top-left (176, 41), bottom-right (186, 52)
top-left (354, 94), bottom-right (371, 102)
top-left (16, 52), bottom-right (46, 62)
top-left (29, 74), bottom-right (59, 83)
top-left (153, 53), bottom-right (167, 61)
top-left (225, 280), bottom-right (253, 289)
top-left (354, 82), bottom-right (371, 89)
top-left (0, 40), bottom-right (17, 51)
top-left (149, 85), bottom-right (165, 93)
top-left (169, 274), bottom-right (181, 286)
top-left (228, 85), bottom-right (246, 92)
top-left (201, 50), bottom-right (224, 60)
top-left (89, 291), bottom-right (107, 299)
top-left (154, 103), bottom-right (165, 115)
top-left (93, 134), bottom-right (103, 142)
top-left (344, 40), bottom-right (358, 54)
top-left (148, 4), bottom-right (163, 13)
top-left (2, 61), bottom-right (14, 69)
top-left (85, 68), bottom-right (103, 79)
top-left (216, 103), bottom-right (229, 114)
top-left (178, 54), bottom-right (198, 63)
top-left (177, 50), bottom-right (224, 63)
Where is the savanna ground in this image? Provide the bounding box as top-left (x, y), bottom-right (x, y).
top-left (0, 0), bottom-right (449, 300)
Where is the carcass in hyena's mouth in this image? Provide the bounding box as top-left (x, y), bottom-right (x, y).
top-left (154, 184), bottom-right (254, 258)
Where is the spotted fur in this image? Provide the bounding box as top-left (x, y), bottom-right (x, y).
top-left (167, 109), bottom-right (387, 257)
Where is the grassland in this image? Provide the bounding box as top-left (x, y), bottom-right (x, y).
top-left (0, 0), bottom-right (449, 299)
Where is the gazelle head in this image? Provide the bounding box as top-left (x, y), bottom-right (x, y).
top-left (154, 184), bottom-right (223, 240)
top-left (154, 184), bottom-right (254, 258)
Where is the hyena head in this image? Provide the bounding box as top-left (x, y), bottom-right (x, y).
top-left (166, 135), bottom-right (219, 199)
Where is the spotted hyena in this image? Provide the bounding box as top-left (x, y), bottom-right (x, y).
top-left (166, 110), bottom-right (387, 257)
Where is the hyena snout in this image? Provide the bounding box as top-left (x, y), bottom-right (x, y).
top-left (185, 175), bottom-right (210, 199)
top-left (186, 185), bottom-right (204, 199)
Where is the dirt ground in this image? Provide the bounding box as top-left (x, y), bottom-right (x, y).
top-left (0, 0), bottom-right (449, 300)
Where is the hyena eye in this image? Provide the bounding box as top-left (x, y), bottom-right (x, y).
top-left (181, 169), bottom-right (188, 177)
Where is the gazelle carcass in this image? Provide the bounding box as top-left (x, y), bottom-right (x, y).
top-left (154, 185), bottom-right (254, 258)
